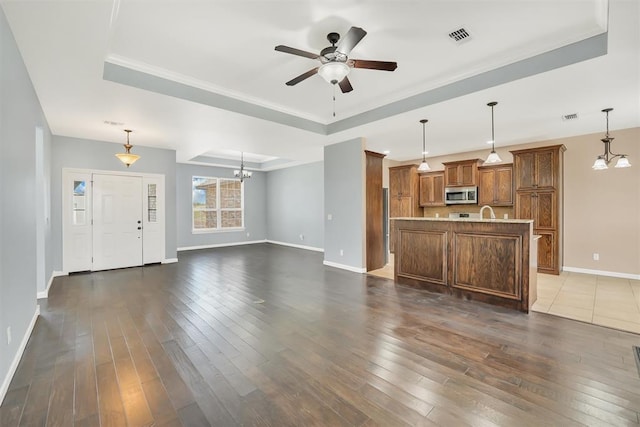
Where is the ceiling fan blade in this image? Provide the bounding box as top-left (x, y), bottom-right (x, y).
top-left (351, 59), bottom-right (398, 71)
top-left (337, 26), bottom-right (367, 55)
top-left (285, 67), bottom-right (319, 86)
top-left (275, 45), bottom-right (319, 60)
top-left (338, 76), bottom-right (353, 93)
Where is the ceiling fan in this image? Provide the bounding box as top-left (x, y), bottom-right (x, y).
top-left (275, 26), bottom-right (397, 93)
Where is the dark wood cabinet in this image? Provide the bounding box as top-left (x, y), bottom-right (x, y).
top-left (478, 164), bottom-right (513, 206)
top-left (514, 147), bottom-right (559, 190)
top-left (389, 165), bottom-right (422, 217)
top-left (511, 145), bottom-right (565, 275)
top-left (389, 164), bottom-right (422, 253)
top-left (419, 172), bottom-right (445, 207)
top-left (393, 218), bottom-right (537, 312)
top-left (514, 190), bottom-right (556, 230)
top-left (365, 151), bottom-right (386, 271)
top-left (443, 159), bottom-right (481, 187)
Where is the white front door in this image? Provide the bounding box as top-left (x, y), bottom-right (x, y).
top-left (92, 174), bottom-right (143, 271)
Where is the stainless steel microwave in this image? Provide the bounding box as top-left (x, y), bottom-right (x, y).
top-left (445, 186), bottom-right (478, 205)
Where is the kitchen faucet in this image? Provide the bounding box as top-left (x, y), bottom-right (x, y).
top-left (480, 205), bottom-right (496, 219)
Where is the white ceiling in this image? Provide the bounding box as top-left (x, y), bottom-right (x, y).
top-left (2, 0), bottom-right (638, 170)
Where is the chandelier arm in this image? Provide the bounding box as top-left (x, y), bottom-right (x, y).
top-left (601, 138), bottom-right (624, 162)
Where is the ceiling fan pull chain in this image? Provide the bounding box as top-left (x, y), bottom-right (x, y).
top-left (333, 84), bottom-right (336, 117)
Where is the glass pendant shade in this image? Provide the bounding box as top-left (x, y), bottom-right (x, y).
top-left (417, 161), bottom-right (431, 172)
top-left (592, 156), bottom-right (608, 170)
top-left (484, 151), bottom-right (502, 164)
top-left (115, 129), bottom-right (140, 167)
top-left (615, 155), bottom-right (631, 168)
top-left (318, 62), bottom-right (350, 84)
top-left (115, 152), bottom-right (140, 167)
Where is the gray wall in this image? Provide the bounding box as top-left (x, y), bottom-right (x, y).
top-left (176, 163), bottom-right (267, 249)
top-left (266, 161), bottom-right (324, 249)
top-left (51, 136), bottom-right (177, 268)
top-left (324, 138), bottom-right (365, 269)
top-left (0, 6), bottom-right (52, 396)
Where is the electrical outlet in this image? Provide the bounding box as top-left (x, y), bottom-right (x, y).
top-left (503, 213), bottom-right (508, 219)
top-left (7, 327), bottom-right (11, 345)
top-left (327, 214), bottom-right (332, 221)
top-left (593, 253), bottom-right (599, 261)
top-left (299, 234), bottom-right (304, 241)
top-left (246, 232), bottom-right (250, 238)
top-left (340, 249), bottom-right (344, 256)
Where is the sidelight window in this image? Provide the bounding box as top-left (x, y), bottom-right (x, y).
top-left (72, 180), bottom-right (86, 225)
top-left (192, 176), bottom-right (243, 231)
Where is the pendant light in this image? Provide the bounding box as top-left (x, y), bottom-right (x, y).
top-left (484, 101), bottom-right (502, 164)
top-left (592, 108), bottom-right (631, 170)
top-left (115, 129), bottom-right (140, 167)
top-left (417, 119), bottom-right (431, 172)
top-left (233, 152), bottom-right (252, 182)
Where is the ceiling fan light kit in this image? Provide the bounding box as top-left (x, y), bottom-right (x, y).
top-left (318, 62), bottom-right (350, 85)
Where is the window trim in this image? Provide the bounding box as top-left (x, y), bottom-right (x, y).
top-left (192, 176), bottom-right (245, 233)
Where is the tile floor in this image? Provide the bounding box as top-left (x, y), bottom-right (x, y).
top-left (368, 258), bottom-right (640, 335)
top-left (531, 271), bottom-right (640, 334)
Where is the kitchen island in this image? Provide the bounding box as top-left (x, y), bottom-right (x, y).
top-left (391, 217), bottom-right (537, 312)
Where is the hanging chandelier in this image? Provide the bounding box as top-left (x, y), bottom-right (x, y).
top-left (234, 152), bottom-right (252, 182)
top-left (484, 101), bottom-right (502, 164)
top-left (417, 119), bottom-right (431, 172)
top-left (115, 129), bottom-right (140, 167)
top-left (592, 108), bottom-right (631, 170)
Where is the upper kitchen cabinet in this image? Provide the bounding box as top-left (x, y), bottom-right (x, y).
top-left (511, 145), bottom-right (565, 190)
top-left (419, 171), bottom-right (445, 207)
top-left (389, 164), bottom-right (422, 217)
top-left (443, 159), bottom-right (481, 187)
top-left (478, 164), bottom-right (513, 206)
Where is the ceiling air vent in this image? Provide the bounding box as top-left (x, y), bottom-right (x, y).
top-left (562, 113), bottom-right (579, 121)
top-left (448, 28), bottom-right (471, 43)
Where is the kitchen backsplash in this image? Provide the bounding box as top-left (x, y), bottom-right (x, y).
top-left (422, 205), bottom-right (514, 219)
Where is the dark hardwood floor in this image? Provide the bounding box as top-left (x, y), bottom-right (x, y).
top-left (2, 243), bottom-right (640, 426)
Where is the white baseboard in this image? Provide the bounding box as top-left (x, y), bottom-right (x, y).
top-left (177, 239), bottom-right (267, 252)
top-left (0, 305), bottom-right (40, 405)
top-left (162, 258), bottom-right (178, 264)
top-left (37, 271), bottom-right (67, 299)
top-left (563, 266), bottom-right (640, 280)
top-left (266, 240), bottom-right (324, 253)
top-left (323, 260), bottom-right (366, 274)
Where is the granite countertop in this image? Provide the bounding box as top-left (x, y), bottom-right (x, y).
top-left (391, 217), bottom-right (534, 224)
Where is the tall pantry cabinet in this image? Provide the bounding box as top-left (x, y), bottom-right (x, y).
top-left (388, 164), bottom-right (422, 252)
top-left (511, 145), bottom-right (566, 275)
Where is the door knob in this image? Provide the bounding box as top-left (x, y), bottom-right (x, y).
top-left (137, 226), bottom-right (142, 230)
top-left (137, 220), bottom-right (141, 224)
